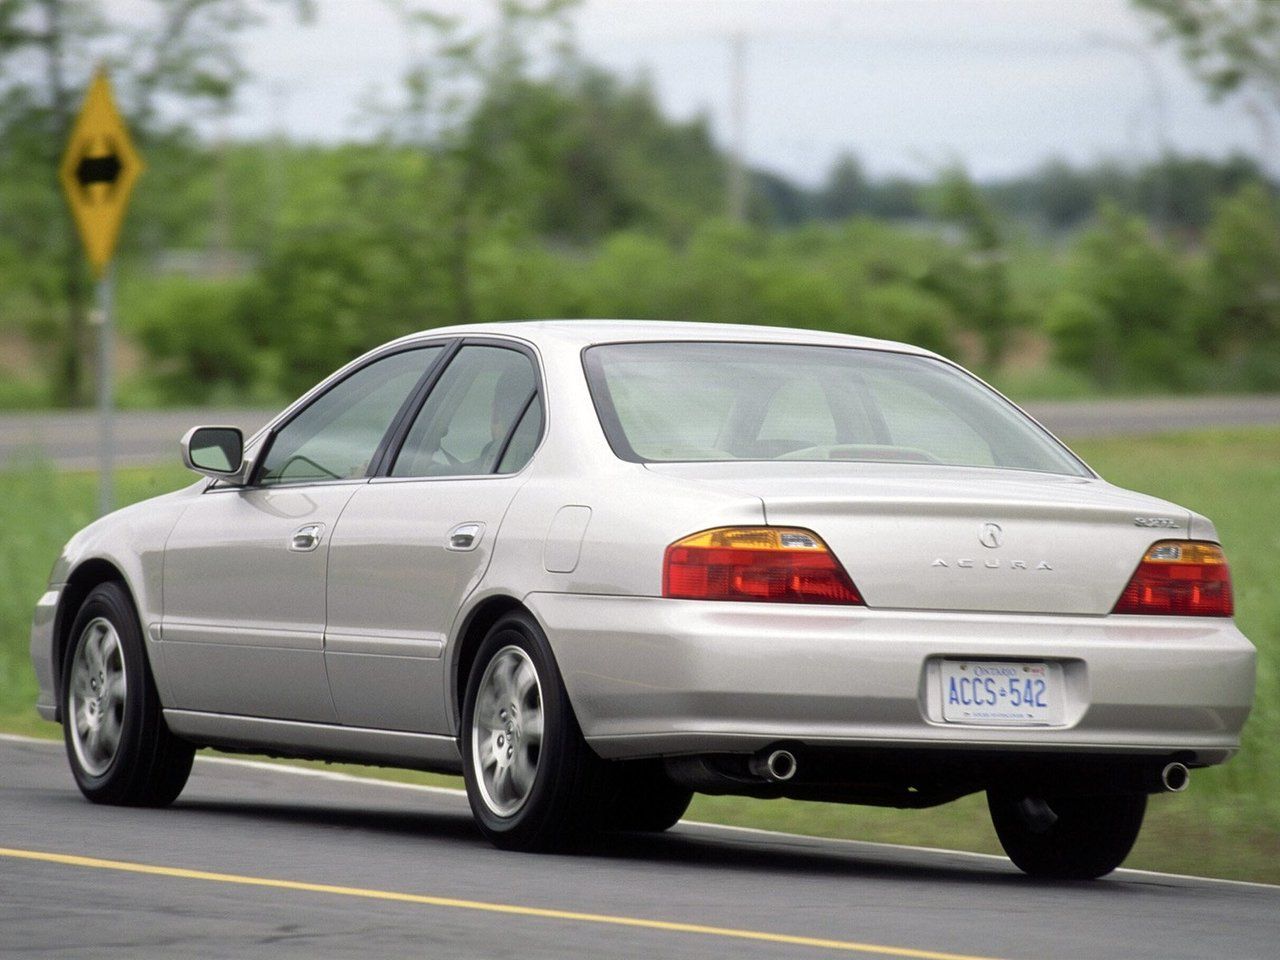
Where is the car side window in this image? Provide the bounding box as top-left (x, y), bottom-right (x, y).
top-left (391, 345), bottom-right (538, 478)
top-left (257, 347), bottom-right (443, 486)
top-left (496, 394), bottom-right (543, 473)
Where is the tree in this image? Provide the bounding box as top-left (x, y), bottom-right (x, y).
top-left (1, 0), bottom-right (103, 406)
top-left (1046, 204), bottom-right (1191, 387)
top-left (818, 153), bottom-right (871, 221)
top-left (383, 0), bottom-right (580, 326)
top-left (1203, 182), bottom-right (1280, 338)
top-left (1196, 181), bottom-right (1280, 384)
top-left (0, 0), bottom-right (310, 405)
top-left (926, 166), bottom-right (1017, 368)
top-left (1134, 0), bottom-right (1280, 111)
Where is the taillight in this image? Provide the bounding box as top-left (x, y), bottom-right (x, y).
top-left (663, 527), bottom-right (863, 604)
top-left (1112, 540), bottom-right (1233, 617)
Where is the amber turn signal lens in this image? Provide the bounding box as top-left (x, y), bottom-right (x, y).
top-left (663, 527), bottom-right (864, 604)
top-left (1112, 540), bottom-right (1233, 617)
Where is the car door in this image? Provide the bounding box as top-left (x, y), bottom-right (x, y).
top-left (161, 345), bottom-right (446, 722)
top-left (324, 342), bottom-right (544, 733)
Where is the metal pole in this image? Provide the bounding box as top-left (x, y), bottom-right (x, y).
top-left (728, 32), bottom-right (747, 222)
top-left (1085, 34), bottom-right (1171, 233)
top-left (96, 261), bottom-right (115, 516)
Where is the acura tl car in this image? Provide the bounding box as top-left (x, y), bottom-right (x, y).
top-left (31, 320), bottom-right (1256, 879)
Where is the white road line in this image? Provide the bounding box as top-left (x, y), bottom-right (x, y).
top-left (195, 754), bottom-right (469, 798)
top-left (5, 732), bottom-right (1276, 892)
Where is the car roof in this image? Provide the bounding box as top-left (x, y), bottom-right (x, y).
top-left (388, 319), bottom-right (939, 358)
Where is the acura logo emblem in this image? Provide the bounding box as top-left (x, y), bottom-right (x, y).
top-left (979, 522), bottom-right (1003, 549)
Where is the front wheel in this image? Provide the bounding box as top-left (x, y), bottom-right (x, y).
top-left (461, 612), bottom-right (605, 851)
top-left (62, 582), bottom-right (194, 806)
top-left (988, 790), bottom-right (1147, 880)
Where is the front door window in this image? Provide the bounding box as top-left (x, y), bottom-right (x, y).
top-left (258, 347), bottom-right (444, 485)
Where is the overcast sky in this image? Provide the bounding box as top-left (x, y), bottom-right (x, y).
top-left (196, 0), bottom-right (1269, 185)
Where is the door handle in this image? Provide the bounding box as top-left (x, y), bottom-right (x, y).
top-left (448, 522), bottom-right (484, 552)
top-left (290, 523), bottom-right (324, 552)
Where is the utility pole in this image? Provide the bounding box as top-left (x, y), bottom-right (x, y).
top-left (1243, 98), bottom-right (1277, 172)
top-left (215, 108), bottom-right (233, 276)
top-left (727, 31), bottom-right (748, 222)
top-left (266, 81), bottom-right (289, 252)
top-left (1088, 34), bottom-right (1172, 232)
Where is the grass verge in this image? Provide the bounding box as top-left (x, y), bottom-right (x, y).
top-left (3, 428), bottom-right (1276, 883)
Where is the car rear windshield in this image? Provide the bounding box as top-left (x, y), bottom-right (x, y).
top-left (582, 342), bottom-right (1091, 477)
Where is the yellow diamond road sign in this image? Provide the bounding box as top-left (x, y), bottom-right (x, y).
top-left (59, 70), bottom-right (144, 276)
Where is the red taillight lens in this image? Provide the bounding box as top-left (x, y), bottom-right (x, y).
top-left (663, 527), bottom-right (863, 604)
top-left (1112, 540), bottom-right (1233, 617)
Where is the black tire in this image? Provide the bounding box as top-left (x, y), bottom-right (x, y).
top-left (988, 790), bottom-right (1147, 880)
top-left (602, 760), bottom-right (694, 833)
top-left (461, 611), bottom-right (605, 851)
top-left (61, 582), bottom-right (194, 807)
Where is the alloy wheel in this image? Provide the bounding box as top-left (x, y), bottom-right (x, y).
top-left (68, 617), bottom-right (128, 777)
top-left (470, 644), bottom-right (544, 817)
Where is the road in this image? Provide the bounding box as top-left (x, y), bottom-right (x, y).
top-left (2, 736), bottom-right (1276, 960)
top-left (2, 396), bottom-right (1280, 471)
top-left (0, 407), bottom-right (272, 472)
top-left (1023, 394), bottom-right (1280, 439)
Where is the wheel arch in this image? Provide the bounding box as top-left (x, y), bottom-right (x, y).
top-left (53, 559), bottom-right (135, 716)
top-left (449, 594), bottom-right (538, 736)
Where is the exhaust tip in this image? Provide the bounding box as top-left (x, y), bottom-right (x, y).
top-left (765, 749), bottom-right (797, 782)
top-left (746, 747), bottom-right (798, 782)
top-left (1161, 762), bottom-right (1190, 793)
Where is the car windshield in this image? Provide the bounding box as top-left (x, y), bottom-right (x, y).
top-left (583, 341), bottom-right (1090, 477)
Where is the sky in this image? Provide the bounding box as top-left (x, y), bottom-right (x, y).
top-left (179, 0), bottom-right (1272, 185)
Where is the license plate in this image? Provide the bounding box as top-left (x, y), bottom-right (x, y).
top-left (941, 660), bottom-right (1064, 726)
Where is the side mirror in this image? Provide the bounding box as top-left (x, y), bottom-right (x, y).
top-left (181, 426), bottom-right (245, 481)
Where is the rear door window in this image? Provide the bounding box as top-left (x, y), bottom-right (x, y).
top-left (391, 345), bottom-right (540, 478)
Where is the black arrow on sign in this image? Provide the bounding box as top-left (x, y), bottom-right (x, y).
top-left (74, 136), bottom-right (123, 202)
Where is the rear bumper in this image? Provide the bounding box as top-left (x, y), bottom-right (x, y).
top-left (526, 593), bottom-right (1257, 765)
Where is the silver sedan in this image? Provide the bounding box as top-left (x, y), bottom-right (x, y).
top-left (30, 321), bottom-right (1256, 879)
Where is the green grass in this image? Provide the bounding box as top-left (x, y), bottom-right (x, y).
top-left (0, 377), bottom-right (54, 410)
top-left (3, 430), bottom-right (1277, 883)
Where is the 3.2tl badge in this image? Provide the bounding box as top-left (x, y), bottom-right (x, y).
top-left (59, 70), bottom-right (144, 275)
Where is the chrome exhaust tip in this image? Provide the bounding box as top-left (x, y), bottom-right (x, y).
top-left (749, 748), bottom-right (797, 782)
top-left (1161, 762), bottom-right (1190, 793)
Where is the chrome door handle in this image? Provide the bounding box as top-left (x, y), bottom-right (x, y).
top-left (290, 523), bottom-right (324, 552)
top-left (448, 522), bottom-right (484, 552)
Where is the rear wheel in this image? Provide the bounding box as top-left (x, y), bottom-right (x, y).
top-left (988, 790), bottom-right (1147, 879)
top-left (602, 761), bottom-right (693, 833)
top-left (461, 612), bottom-right (605, 851)
top-left (62, 582), bottom-right (194, 806)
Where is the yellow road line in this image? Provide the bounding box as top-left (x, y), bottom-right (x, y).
top-left (0, 846), bottom-right (1004, 960)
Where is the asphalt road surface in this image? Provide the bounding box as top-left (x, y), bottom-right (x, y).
top-left (2, 736), bottom-right (1277, 960)
top-left (0, 407), bottom-right (273, 472)
top-left (2, 395), bottom-right (1280, 471)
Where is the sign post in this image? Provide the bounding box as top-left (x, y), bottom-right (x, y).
top-left (59, 69), bottom-right (144, 516)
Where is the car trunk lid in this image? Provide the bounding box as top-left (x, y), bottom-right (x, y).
top-left (645, 461), bottom-right (1190, 615)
